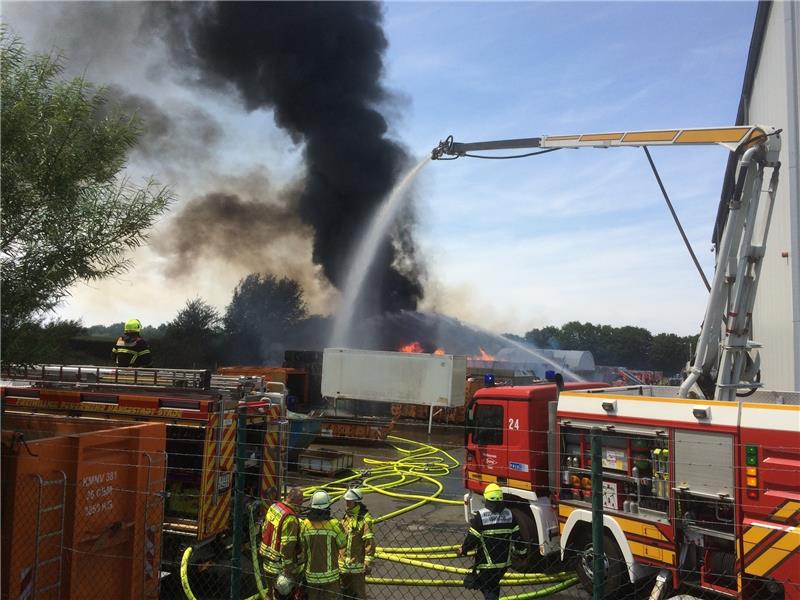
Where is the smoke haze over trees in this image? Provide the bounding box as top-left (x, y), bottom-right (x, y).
top-left (522, 322), bottom-right (697, 374)
top-left (33, 271), bottom-right (695, 374)
top-left (153, 1), bottom-right (425, 317)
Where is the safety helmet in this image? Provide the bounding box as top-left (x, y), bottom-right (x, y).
top-left (310, 490), bottom-right (331, 510)
top-left (124, 318), bottom-right (142, 333)
top-left (484, 483), bottom-right (503, 502)
top-left (343, 487), bottom-right (363, 502)
top-left (275, 574), bottom-right (294, 595)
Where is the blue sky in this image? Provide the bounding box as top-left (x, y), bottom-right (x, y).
top-left (6, 1), bottom-right (758, 336)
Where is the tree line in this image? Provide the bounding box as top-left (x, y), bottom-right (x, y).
top-left (3, 274), bottom-right (327, 368)
top-left (516, 322), bottom-right (698, 375)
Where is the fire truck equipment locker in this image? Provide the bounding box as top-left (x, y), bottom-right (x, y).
top-left (2, 413), bottom-right (166, 600)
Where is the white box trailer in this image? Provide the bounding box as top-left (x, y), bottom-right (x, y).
top-left (321, 348), bottom-right (467, 431)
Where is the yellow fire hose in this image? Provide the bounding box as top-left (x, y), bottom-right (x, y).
top-left (181, 435), bottom-right (577, 599)
top-left (375, 552), bottom-right (571, 582)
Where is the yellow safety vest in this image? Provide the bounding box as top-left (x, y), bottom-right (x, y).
top-left (340, 507), bottom-right (375, 573)
top-left (260, 502), bottom-right (300, 575)
top-left (300, 518), bottom-right (346, 584)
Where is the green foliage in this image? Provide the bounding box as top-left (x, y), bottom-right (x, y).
top-left (0, 33), bottom-right (173, 356)
top-left (524, 321), bottom-right (697, 373)
top-left (161, 298), bottom-right (223, 368)
top-left (1, 319), bottom-right (88, 364)
top-left (223, 274), bottom-right (308, 364)
top-left (86, 322), bottom-right (165, 339)
top-left (651, 332), bottom-right (695, 374)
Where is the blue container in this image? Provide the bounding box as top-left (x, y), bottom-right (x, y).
top-left (287, 413), bottom-right (322, 463)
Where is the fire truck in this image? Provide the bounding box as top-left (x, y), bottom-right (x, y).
top-left (0, 365), bottom-right (287, 572)
top-left (434, 126), bottom-right (800, 599)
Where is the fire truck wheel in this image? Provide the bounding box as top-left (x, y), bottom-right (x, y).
top-left (575, 532), bottom-right (626, 599)
top-left (509, 506), bottom-right (542, 572)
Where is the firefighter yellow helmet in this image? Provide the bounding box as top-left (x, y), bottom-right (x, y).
top-left (124, 318), bottom-right (142, 333)
top-left (344, 487), bottom-right (363, 502)
top-left (311, 490), bottom-right (331, 510)
top-left (484, 483), bottom-right (503, 502)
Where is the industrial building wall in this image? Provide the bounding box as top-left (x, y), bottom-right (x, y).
top-left (746, 1), bottom-right (800, 391)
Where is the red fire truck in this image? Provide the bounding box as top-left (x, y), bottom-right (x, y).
top-left (465, 384), bottom-right (799, 599)
top-left (435, 126), bottom-right (800, 599)
top-left (1, 365), bottom-right (287, 573)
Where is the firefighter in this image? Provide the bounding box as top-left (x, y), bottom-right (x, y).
top-left (300, 490), bottom-right (346, 600)
top-left (339, 487), bottom-right (375, 600)
top-left (458, 483), bottom-right (523, 600)
top-left (260, 487), bottom-right (304, 599)
top-left (111, 319), bottom-right (152, 367)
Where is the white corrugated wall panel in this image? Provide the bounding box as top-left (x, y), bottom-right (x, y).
top-left (746, 1), bottom-right (800, 392)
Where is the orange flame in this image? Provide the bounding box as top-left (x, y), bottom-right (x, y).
top-left (399, 341), bottom-right (425, 353)
top-left (468, 347), bottom-right (495, 361)
top-left (433, 348), bottom-right (445, 355)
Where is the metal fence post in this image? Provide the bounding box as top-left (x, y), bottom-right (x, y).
top-left (591, 427), bottom-right (605, 600)
top-left (231, 403), bottom-right (247, 600)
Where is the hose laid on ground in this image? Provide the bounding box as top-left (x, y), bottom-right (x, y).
top-left (181, 435), bottom-right (576, 599)
top-left (180, 547), bottom-right (198, 600)
top-left (180, 543), bottom-right (263, 600)
top-left (500, 579), bottom-right (580, 599)
top-left (300, 435), bottom-right (577, 597)
top-left (364, 577), bottom-right (567, 587)
top-left (376, 552), bottom-right (571, 582)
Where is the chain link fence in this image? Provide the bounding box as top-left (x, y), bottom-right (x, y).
top-left (3, 414), bottom-right (799, 600)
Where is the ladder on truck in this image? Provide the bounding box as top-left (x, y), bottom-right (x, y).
top-left (31, 471), bottom-right (67, 599)
top-left (1, 364), bottom-right (267, 398)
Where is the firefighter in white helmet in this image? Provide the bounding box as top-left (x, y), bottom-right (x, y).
top-left (339, 487), bottom-right (375, 599)
top-left (300, 490), bottom-right (346, 600)
top-left (260, 487), bottom-right (304, 599)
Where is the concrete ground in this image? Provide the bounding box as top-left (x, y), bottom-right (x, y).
top-left (283, 421), bottom-right (590, 600)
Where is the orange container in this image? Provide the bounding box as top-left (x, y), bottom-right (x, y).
top-left (2, 414), bottom-right (166, 600)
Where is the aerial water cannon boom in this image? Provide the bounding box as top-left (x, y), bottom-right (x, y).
top-left (431, 125), bottom-right (782, 400)
top-left (431, 125), bottom-right (776, 158)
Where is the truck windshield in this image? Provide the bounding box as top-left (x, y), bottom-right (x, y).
top-left (473, 404), bottom-right (503, 445)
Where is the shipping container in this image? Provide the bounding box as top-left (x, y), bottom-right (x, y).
top-left (1, 414), bottom-right (166, 600)
top-left (321, 348), bottom-right (467, 407)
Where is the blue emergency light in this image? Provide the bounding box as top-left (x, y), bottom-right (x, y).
top-left (484, 373), bottom-right (495, 387)
top-left (545, 370), bottom-right (557, 381)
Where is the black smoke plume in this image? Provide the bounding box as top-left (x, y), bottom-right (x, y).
top-left (153, 1), bottom-right (424, 316)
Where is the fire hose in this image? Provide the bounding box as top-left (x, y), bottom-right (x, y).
top-left (181, 435), bottom-right (577, 599)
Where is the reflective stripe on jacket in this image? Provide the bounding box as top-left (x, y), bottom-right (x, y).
top-left (339, 506), bottom-right (375, 573)
top-left (112, 335), bottom-right (152, 367)
top-left (300, 518), bottom-right (346, 584)
top-left (260, 502), bottom-right (300, 575)
top-left (461, 507), bottom-right (520, 571)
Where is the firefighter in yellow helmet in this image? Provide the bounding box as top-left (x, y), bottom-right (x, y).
top-left (300, 490), bottom-right (346, 600)
top-left (260, 487), bottom-right (304, 599)
top-left (111, 319), bottom-right (152, 367)
top-left (339, 487), bottom-right (375, 600)
top-left (459, 483), bottom-right (524, 600)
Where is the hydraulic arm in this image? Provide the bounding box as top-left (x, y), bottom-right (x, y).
top-left (432, 126), bottom-right (782, 400)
